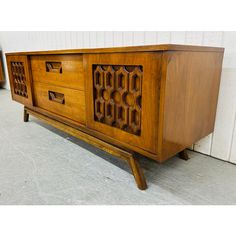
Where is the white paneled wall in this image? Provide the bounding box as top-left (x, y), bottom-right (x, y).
top-left (0, 31), bottom-right (236, 164)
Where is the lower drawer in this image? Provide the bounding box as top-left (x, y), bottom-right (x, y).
top-left (33, 82), bottom-right (86, 124)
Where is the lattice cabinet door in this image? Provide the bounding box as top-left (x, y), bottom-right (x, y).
top-left (6, 55), bottom-right (33, 106)
top-left (84, 52), bottom-right (162, 154)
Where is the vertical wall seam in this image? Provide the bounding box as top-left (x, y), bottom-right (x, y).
top-left (169, 32), bottom-right (172, 43)
top-left (155, 32), bottom-right (158, 43)
top-left (210, 32), bottom-right (225, 157)
top-left (121, 31), bottom-right (124, 46)
top-left (228, 100), bottom-right (236, 161)
top-left (112, 31), bottom-right (114, 46)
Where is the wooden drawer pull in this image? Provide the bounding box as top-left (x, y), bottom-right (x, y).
top-left (46, 61), bottom-right (62, 73)
top-left (48, 91), bottom-right (65, 104)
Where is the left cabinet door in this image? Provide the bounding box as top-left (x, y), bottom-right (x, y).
top-left (6, 55), bottom-right (33, 106)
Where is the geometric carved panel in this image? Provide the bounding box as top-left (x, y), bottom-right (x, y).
top-left (10, 62), bottom-right (28, 98)
top-left (93, 65), bottom-right (142, 135)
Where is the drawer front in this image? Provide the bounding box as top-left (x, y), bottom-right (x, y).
top-left (84, 52), bottom-right (162, 154)
top-left (33, 82), bottom-right (86, 124)
top-left (6, 55), bottom-right (33, 106)
top-left (31, 55), bottom-right (84, 90)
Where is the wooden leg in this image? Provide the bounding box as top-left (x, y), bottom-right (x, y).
top-left (25, 107), bottom-right (148, 190)
top-left (178, 149), bottom-right (190, 160)
top-left (127, 155), bottom-right (147, 190)
top-left (24, 108), bottom-right (29, 122)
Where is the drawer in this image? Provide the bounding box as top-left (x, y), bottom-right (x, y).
top-left (31, 55), bottom-right (84, 90)
top-left (33, 82), bottom-right (86, 124)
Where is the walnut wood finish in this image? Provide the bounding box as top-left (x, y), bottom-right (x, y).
top-left (6, 55), bottom-right (33, 106)
top-left (5, 44), bottom-right (224, 56)
top-left (5, 44), bottom-right (224, 190)
top-left (33, 82), bottom-right (86, 124)
top-left (160, 51), bottom-right (224, 161)
top-left (85, 52), bottom-right (161, 154)
top-left (31, 55), bottom-right (84, 90)
top-left (93, 64), bottom-right (142, 135)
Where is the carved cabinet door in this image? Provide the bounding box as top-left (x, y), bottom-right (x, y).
top-left (6, 55), bottom-right (33, 106)
top-left (84, 52), bottom-right (162, 154)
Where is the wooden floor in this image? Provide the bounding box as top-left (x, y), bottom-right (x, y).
top-left (0, 89), bottom-right (236, 204)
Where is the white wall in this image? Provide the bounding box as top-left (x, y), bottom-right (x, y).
top-left (0, 31), bottom-right (236, 164)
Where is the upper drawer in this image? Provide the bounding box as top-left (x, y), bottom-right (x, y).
top-left (30, 55), bottom-right (84, 90)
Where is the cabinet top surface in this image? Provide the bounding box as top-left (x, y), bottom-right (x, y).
top-left (5, 44), bottom-right (224, 56)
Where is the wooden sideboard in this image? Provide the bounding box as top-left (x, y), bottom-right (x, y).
top-left (6, 44), bottom-right (224, 190)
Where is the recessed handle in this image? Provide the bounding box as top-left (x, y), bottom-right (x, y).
top-left (46, 61), bottom-right (62, 73)
top-left (48, 91), bottom-right (65, 104)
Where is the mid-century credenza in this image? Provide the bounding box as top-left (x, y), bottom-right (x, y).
top-left (6, 44), bottom-right (224, 190)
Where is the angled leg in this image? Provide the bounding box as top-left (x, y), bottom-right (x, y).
top-left (127, 155), bottom-right (147, 190)
top-left (25, 107), bottom-right (148, 190)
top-left (24, 107), bottom-right (29, 122)
top-left (178, 149), bottom-right (190, 160)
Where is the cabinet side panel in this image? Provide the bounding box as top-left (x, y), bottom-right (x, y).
top-left (161, 51), bottom-right (224, 161)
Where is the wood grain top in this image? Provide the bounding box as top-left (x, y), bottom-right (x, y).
top-left (5, 44), bottom-right (224, 56)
